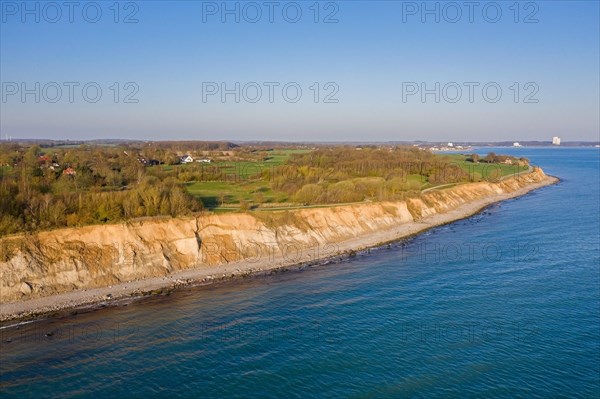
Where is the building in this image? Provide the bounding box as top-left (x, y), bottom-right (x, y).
top-left (180, 155), bottom-right (194, 163)
top-left (552, 136), bottom-right (561, 145)
top-left (447, 142), bottom-right (454, 147)
top-left (196, 158), bottom-right (212, 163)
top-left (513, 142), bottom-right (522, 147)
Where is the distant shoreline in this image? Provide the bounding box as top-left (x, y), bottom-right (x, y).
top-left (0, 172), bottom-right (559, 323)
top-left (3, 138), bottom-right (599, 147)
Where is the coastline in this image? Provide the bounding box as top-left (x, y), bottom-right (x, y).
top-left (0, 173), bottom-right (559, 323)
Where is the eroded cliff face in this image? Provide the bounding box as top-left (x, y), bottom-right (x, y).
top-left (0, 168), bottom-right (549, 303)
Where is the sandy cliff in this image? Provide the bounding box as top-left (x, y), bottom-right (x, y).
top-left (0, 168), bottom-right (554, 305)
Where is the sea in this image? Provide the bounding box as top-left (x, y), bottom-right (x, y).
top-left (1, 147), bottom-right (599, 398)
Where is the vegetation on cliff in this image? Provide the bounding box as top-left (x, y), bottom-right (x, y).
top-left (0, 142), bottom-right (527, 236)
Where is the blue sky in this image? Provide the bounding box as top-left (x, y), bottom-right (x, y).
top-left (1, 0), bottom-right (599, 142)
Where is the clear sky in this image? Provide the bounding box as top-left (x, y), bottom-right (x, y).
top-left (1, 0), bottom-right (599, 142)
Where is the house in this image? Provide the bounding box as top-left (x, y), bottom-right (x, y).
top-left (180, 155), bottom-right (194, 164)
top-left (137, 156), bottom-right (161, 166)
top-left (552, 136), bottom-right (561, 145)
top-left (513, 142), bottom-right (522, 147)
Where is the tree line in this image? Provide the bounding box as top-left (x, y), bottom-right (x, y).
top-left (0, 144), bottom-right (200, 236)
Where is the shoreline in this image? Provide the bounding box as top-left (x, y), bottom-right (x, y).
top-left (0, 174), bottom-right (559, 323)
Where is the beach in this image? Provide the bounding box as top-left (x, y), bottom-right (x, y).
top-left (0, 171), bottom-right (558, 322)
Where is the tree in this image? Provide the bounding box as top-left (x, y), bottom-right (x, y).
top-left (484, 152), bottom-right (497, 163)
top-left (468, 154), bottom-right (480, 163)
top-left (239, 200), bottom-right (250, 211)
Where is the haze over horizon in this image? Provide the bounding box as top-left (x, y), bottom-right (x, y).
top-left (1, 1), bottom-right (599, 142)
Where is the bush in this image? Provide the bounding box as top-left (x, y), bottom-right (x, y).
top-left (293, 184), bottom-right (323, 204)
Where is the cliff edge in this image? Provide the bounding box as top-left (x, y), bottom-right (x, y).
top-left (0, 168), bottom-right (556, 307)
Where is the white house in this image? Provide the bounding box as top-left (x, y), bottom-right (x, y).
top-left (180, 155), bottom-right (194, 163)
top-left (513, 142), bottom-right (522, 147)
top-left (552, 136), bottom-right (561, 145)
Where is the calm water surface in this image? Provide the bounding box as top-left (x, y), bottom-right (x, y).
top-left (1, 148), bottom-right (599, 398)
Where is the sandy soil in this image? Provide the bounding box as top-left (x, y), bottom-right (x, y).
top-left (0, 175), bottom-right (559, 322)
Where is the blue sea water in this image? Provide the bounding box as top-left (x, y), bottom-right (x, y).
top-left (0, 148), bottom-right (598, 398)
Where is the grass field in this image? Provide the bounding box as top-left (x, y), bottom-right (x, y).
top-left (184, 149), bottom-right (309, 208)
top-left (185, 181), bottom-right (287, 208)
top-left (441, 154), bottom-right (528, 180)
top-left (184, 151), bottom-right (529, 210)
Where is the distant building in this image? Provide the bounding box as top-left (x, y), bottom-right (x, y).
top-left (513, 142), bottom-right (522, 147)
top-left (180, 155), bottom-right (194, 163)
top-left (447, 142), bottom-right (454, 147)
top-left (552, 136), bottom-right (561, 145)
top-left (137, 157), bottom-right (160, 166)
top-left (196, 158), bottom-right (212, 163)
